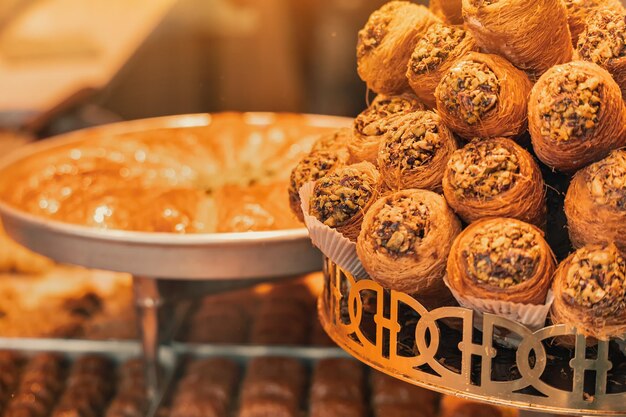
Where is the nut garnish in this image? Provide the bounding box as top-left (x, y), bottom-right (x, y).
top-left (578, 10), bottom-right (626, 65)
top-left (470, 0), bottom-right (500, 6)
top-left (536, 71), bottom-right (602, 142)
top-left (289, 151), bottom-right (341, 198)
top-left (356, 2), bottom-right (402, 58)
top-left (311, 129), bottom-right (351, 152)
top-left (437, 62), bottom-right (500, 125)
top-left (355, 95), bottom-right (423, 137)
top-left (464, 222), bottom-right (540, 288)
top-left (563, 245), bottom-right (626, 312)
top-left (310, 167), bottom-right (375, 228)
top-left (371, 196), bottom-right (430, 256)
top-left (379, 113), bottom-right (442, 172)
top-left (447, 141), bottom-right (520, 199)
top-left (409, 24), bottom-right (469, 76)
top-left (587, 150), bottom-right (626, 209)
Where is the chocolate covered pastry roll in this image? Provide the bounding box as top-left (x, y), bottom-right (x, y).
top-left (238, 397), bottom-right (298, 417)
top-left (356, 189), bottom-right (461, 305)
top-left (310, 359), bottom-right (365, 402)
top-left (435, 52), bottom-right (532, 141)
top-left (565, 150), bottom-right (626, 252)
top-left (430, 0), bottom-right (463, 25)
top-left (529, 61), bottom-right (626, 172)
top-left (357, 1), bottom-right (440, 94)
top-left (289, 149), bottom-right (349, 223)
top-left (550, 243), bottom-right (626, 341)
top-left (241, 357), bottom-right (306, 407)
top-left (407, 23), bottom-right (477, 107)
top-left (577, 9), bottom-right (626, 99)
top-left (442, 138), bottom-right (546, 227)
top-left (371, 372), bottom-right (439, 412)
top-left (310, 399), bottom-right (366, 417)
top-left (447, 218), bottom-right (555, 306)
top-left (462, 0), bottom-right (573, 78)
top-left (377, 111), bottom-right (457, 192)
top-left (564, 0), bottom-right (624, 45)
top-left (309, 162), bottom-right (381, 242)
top-left (349, 93), bottom-right (424, 165)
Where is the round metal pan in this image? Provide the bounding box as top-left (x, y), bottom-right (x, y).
top-left (0, 113), bottom-right (351, 280)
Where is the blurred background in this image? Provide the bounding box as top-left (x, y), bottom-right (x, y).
top-left (0, 0), bottom-right (431, 138)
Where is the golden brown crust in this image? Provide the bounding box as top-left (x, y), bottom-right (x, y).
top-left (462, 0), bottom-right (573, 78)
top-left (377, 111), bottom-right (457, 192)
top-left (550, 243), bottom-right (626, 340)
top-left (442, 138), bottom-right (547, 228)
top-left (435, 52), bottom-right (532, 141)
top-left (430, 0), bottom-right (464, 25)
top-left (349, 93), bottom-right (425, 165)
top-left (447, 217), bottom-right (555, 304)
top-left (529, 61), bottom-right (626, 172)
top-left (311, 128), bottom-right (353, 153)
top-left (356, 189), bottom-right (461, 302)
top-left (564, 0), bottom-right (624, 45)
top-left (357, 1), bottom-right (441, 94)
top-left (565, 150), bottom-right (626, 252)
top-left (407, 24), bottom-right (478, 108)
top-left (309, 162), bottom-right (381, 242)
top-left (577, 8), bottom-right (626, 100)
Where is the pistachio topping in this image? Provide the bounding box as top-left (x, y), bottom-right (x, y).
top-left (409, 24), bottom-right (468, 75)
top-left (355, 95), bottom-right (423, 137)
top-left (438, 62), bottom-right (500, 125)
top-left (563, 245), bottom-right (626, 312)
top-left (311, 128), bottom-right (351, 152)
top-left (587, 150), bottom-right (626, 209)
top-left (379, 113), bottom-right (442, 171)
top-left (537, 71), bottom-right (602, 142)
top-left (371, 196), bottom-right (430, 256)
top-left (464, 222), bottom-right (541, 288)
top-left (578, 10), bottom-right (626, 65)
top-left (470, 0), bottom-right (501, 6)
top-left (357, 2), bottom-right (403, 58)
top-left (289, 151), bottom-right (341, 198)
top-left (448, 141), bottom-right (520, 199)
top-left (310, 167), bottom-right (375, 228)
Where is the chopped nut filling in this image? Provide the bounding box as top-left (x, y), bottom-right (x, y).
top-left (578, 10), bottom-right (626, 65)
top-left (438, 62), bottom-right (500, 125)
top-left (379, 113), bottom-right (442, 171)
top-left (310, 167), bottom-right (375, 228)
top-left (464, 222), bottom-right (540, 288)
top-left (470, 0), bottom-right (501, 6)
top-left (355, 95), bottom-right (423, 137)
top-left (537, 71), bottom-right (602, 142)
top-left (371, 196), bottom-right (430, 256)
top-left (357, 2), bottom-right (402, 58)
top-left (409, 24), bottom-right (469, 75)
top-left (448, 141), bottom-right (520, 199)
top-left (563, 246), bottom-right (626, 312)
top-left (587, 150), bottom-right (626, 209)
top-left (289, 151), bottom-right (341, 197)
top-left (311, 129), bottom-right (350, 152)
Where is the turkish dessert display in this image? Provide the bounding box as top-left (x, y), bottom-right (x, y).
top-left (0, 113), bottom-right (341, 234)
top-left (290, 0), bottom-right (626, 342)
top-left (0, 352), bottom-right (150, 417)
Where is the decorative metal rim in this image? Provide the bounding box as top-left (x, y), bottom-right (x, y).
top-left (318, 258), bottom-right (626, 416)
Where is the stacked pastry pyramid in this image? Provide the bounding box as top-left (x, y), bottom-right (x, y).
top-left (291, 0), bottom-right (626, 341)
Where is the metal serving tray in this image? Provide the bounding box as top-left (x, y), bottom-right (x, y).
top-left (0, 113), bottom-right (351, 280)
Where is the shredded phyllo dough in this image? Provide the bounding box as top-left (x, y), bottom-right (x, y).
top-left (578, 10), bottom-right (626, 65)
top-left (448, 141), bottom-right (520, 199)
top-left (409, 24), bottom-right (468, 75)
top-left (310, 168), bottom-right (374, 227)
top-left (289, 151), bottom-right (340, 196)
top-left (355, 96), bottom-right (422, 136)
top-left (470, 0), bottom-right (501, 8)
top-left (356, 2), bottom-right (401, 58)
top-left (537, 71), bottom-right (602, 142)
top-left (371, 197), bottom-right (430, 256)
top-left (587, 150), bottom-right (626, 208)
top-left (379, 114), bottom-right (442, 171)
top-left (464, 223), bottom-right (540, 288)
top-left (438, 62), bottom-right (500, 125)
top-left (563, 246), bottom-right (626, 312)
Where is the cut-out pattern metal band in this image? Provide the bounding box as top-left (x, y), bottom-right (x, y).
top-left (319, 259), bottom-right (626, 416)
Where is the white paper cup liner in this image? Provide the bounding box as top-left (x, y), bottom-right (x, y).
top-left (445, 277), bottom-right (554, 347)
top-left (299, 181), bottom-right (368, 279)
